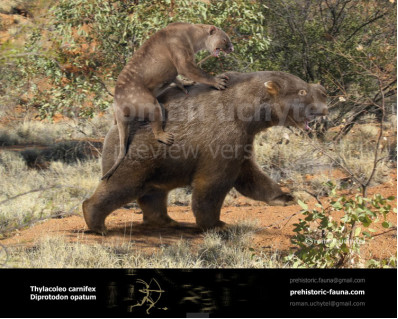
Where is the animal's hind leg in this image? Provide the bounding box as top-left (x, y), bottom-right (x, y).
top-left (83, 180), bottom-right (140, 235)
top-left (150, 100), bottom-right (174, 145)
top-left (137, 189), bottom-right (178, 227)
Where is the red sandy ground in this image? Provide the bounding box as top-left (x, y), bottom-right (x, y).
top-left (2, 170), bottom-right (397, 263)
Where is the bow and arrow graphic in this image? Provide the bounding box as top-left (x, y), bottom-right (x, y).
top-left (130, 278), bottom-right (167, 314)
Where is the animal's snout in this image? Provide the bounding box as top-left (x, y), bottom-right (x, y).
top-left (225, 44), bottom-right (234, 53)
top-left (307, 103), bottom-right (328, 118)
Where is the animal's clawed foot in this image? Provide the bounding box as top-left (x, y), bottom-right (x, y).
top-left (82, 200), bottom-right (108, 235)
top-left (143, 216), bottom-right (180, 228)
top-left (213, 75), bottom-right (229, 90)
top-left (197, 220), bottom-right (227, 231)
top-left (182, 80), bottom-right (196, 87)
top-left (83, 221), bottom-right (108, 235)
top-left (174, 78), bottom-right (194, 95)
top-left (175, 84), bottom-right (189, 95)
top-left (85, 227), bottom-right (108, 236)
top-left (156, 132), bottom-right (174, 145)
top-left (267, 193), bottom-right (296, 206)
top-left (212, 220), bottom-right (227, 231)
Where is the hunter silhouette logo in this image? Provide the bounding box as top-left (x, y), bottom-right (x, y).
top-left (129, 278), bottom-right (167, 314)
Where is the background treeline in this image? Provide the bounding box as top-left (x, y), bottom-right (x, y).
top-left (1, 0), bottom-right (396, 134)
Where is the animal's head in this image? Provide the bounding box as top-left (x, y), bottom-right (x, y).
top-left (205, 25), bottom-right (234, 57)
top-left (262, 73), bottom-right (328, 129)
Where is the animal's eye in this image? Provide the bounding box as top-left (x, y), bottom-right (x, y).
top-left (223, 39), bottom-right (227, 43)
top-left (298, 90), bottom-right (307, 96)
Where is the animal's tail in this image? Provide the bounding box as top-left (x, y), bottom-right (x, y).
top-left (101, 153), bottom-right (126, 180)
top-left (101, 121), bottom-right (130, 180)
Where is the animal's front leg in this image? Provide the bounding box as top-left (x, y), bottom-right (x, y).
top-left (234, 159), bottom-right (295, 206)
top-left (173, 52), bottom-right (228, 90)
top-left (191, 178), bottom-right (232, 229)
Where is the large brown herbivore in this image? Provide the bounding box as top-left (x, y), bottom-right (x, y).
top-left (83, 71), bottom-right (328, 235)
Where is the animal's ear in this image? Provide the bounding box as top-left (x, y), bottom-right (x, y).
top-left (264, 81), bottom-right (279, 96)
top-left (209, 25), bottom-right (217, 35)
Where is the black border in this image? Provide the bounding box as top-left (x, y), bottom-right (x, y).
top-left (0, 268), bottom-right (396, 317)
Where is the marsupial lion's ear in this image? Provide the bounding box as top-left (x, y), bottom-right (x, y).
top-left (209, 25), bottom-right (217, 35)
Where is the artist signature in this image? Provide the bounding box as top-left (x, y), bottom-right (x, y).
top-left (129, 278), bottom-right (167, 314)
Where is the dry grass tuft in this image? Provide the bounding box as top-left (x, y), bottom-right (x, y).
top-left (7, 221), bottom-right (285, 268)
top-left (0, 151), bottom-right (100, 236)
top-left (0, 117), bottom-right (395, 268)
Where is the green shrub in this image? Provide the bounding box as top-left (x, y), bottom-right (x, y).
top-left (285, 183), bottom-right (396, 268)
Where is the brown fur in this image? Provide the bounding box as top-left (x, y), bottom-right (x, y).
top-left (83, 71), bottom-right (328, 234)
top-left (102, 22), bottom-right (233, 180)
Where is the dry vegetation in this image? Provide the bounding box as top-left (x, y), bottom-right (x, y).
top-left (0, 114), bottom-right (395, 268)
top-left (0, 0), bottom-right (396, 268)
top-left (8, 221), bottom-right (284, 268)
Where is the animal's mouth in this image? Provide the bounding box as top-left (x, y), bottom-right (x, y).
top-left (212, 48), bottom-right (221, 57)
top-left (304, 113), bottom-right (326, 130)
top-left (213, 45), bottom-right (233, 57)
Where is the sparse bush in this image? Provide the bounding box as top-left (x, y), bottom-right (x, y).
top-left (20, 140), bottom-right (101, 166)
top-left (0, 117), bottom-right (111, 147)
top-left (0, 130), bottom-right (19, 146)
top-left (367, 256), bottom-right (397, 268)
top-left (0, 0), bottom-right (34, 15)
top-left (308, 175), bottom-right (341, 197)
top-left (71, 114), bottom-right (113, 139)
top-left (337, 136), bottom-right (391, 187)
top-left (286, 184), bottom-right (396, 268)
top-left (254, 127), bottom-right (331, 183)
top-left (0, 121), bottom-right (68, 145)
top-left (357, 124), bottom-right (379, 140)
top-left (168, 187), bottom-right (192, 206)
top-left (347, 158), bottom-right (390, 187)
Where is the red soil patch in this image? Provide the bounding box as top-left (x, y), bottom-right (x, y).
top-left (2, 169), bottom-right (396, 264)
